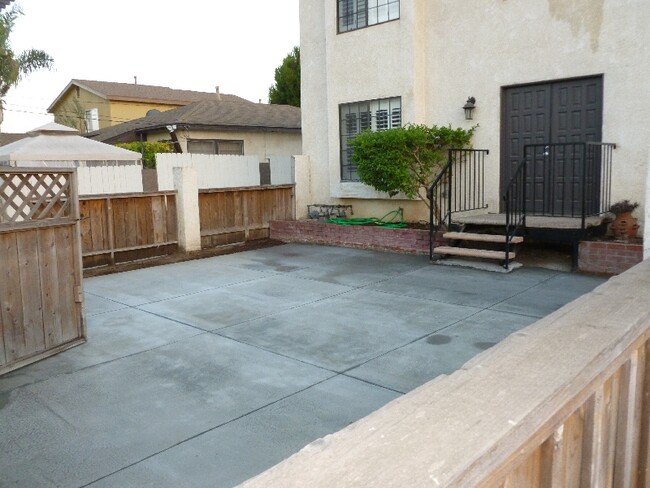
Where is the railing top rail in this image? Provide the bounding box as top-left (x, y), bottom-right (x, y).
top-left (587, 141), bottom-right (617, 148)
top-left (0, 167), bottom-right (76, 175)
top-left (523, 142), bottom-right (587, 149)
top-left (448, 148), bottom-right (490, 154)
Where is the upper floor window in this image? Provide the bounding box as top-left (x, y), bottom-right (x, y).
top-left (338, 0), bottom-right (400, 33)
top-left (85, 108), bottom-right (99, 132)
top-left (340, 97), bottom-right (401, 181)
top-left (187, 139), bottom-right (244, 155)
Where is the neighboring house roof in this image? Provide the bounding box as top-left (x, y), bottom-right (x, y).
top-left (0, 0), bottom-right (14, 11)
top-left (0, 122), bottom-right (141, 162)
top-left (47, 79), bottom-right (252, 112)
top-left (0, 132), bottom-right (27, 147)
top-left (86, 100), bottom-right (302, 144)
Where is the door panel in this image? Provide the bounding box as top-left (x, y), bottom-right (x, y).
top-left (501, 76), bottom-right (603, 215)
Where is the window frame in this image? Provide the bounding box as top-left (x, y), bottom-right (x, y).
top-left (337, 0), bottom-right (400, 34)
top-left (186, 139), bottom-right (245, 155)
top-left (85, 108), bottom-right (99, 132)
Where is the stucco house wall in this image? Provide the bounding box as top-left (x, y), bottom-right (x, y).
top-left (300, 0), bottom-right (650, 227)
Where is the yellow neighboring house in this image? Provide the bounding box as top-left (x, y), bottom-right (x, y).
top-left (48, 79), bottom-right (250, 133)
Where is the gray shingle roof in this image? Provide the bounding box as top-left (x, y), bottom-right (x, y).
top-left (86, 100), bottom-right (301, 143)
top-left (48, 80), bottom-right (251, 112)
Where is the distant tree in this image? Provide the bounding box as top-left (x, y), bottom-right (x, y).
top-left (268, 46), bottom-right (300, 107)
top-left (55, 98), bottom-right (87, 132)
top-left (0, 5), bottom-right (53, 129)
top-left (115, 141), bottom-right (174, 169)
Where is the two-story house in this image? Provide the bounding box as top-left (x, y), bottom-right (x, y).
top-left (48, 79), bottom-right (248, 134)
top-left (299, 0), bottom-right (649, 237)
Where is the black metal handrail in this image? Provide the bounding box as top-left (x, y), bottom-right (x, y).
top-left (428, 149), bottom-right (489, 259)
top-left (503, 141), bottom-right (615, 268)
top-left (517, 142), bottom-right (616, 224)
top-left (502, 159), bottom-right (527, 267)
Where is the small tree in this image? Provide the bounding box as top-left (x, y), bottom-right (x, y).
top-left (349, 123), bottom-right (476, 208)
top-left (115, 141), bottom-right (174, 169)
top-left (0, 5), bottom-right (53, 129)
top-left (268, 46), bottom-right (300, 107)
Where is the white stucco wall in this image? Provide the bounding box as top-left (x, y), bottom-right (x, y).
top-left (300, 0), bottom-right (650, 225)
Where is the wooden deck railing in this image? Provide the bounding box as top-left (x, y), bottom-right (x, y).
top-left (239, 260), bottom-right (650, 488)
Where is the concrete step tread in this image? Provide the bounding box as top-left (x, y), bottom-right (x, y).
top-left (443, 232), bottom-right (524, 244)
top-left (433, 246), bottom-right (515, 260)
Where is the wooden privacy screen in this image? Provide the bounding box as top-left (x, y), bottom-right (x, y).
top-left (79, 192), bottom-right (178, 268)
top-left (199, 185), bottom-right (295, 247)
top-left (0, 169), bottom-right (86, 375)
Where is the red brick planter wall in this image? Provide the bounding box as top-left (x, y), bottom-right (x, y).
top-left (270, 220), bottom-right (439, 255)
top-left (578, 240), bottom-right (643, 275)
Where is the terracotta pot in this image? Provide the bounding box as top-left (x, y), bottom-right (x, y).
top-left (611, 212), bottom-right (639, 240)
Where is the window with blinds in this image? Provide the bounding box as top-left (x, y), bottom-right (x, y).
top-left (339, 97), bottom-right (401, 181)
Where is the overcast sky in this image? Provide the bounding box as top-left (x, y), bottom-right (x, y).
top-left (2, 0), bottom-right (300, 132)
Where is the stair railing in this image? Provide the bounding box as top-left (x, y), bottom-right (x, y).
top-left (428, 149), bottom-right (489, 260)
top-left (502, 159), bottom-right (527, 268)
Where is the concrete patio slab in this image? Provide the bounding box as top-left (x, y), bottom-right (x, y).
top-left (0, 243), bottom-right (607, 487)
top-left (87, 375), bottom-right (400, 488)
top-left (220, 288), bottom-right (479, 372)
top-left (346, 309), bottom-right (539, 393)
top-left (139, 274), bottom-right (353, 331)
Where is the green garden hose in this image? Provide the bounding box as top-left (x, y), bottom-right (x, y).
top-left (328, 209), bottom-right (407, 228)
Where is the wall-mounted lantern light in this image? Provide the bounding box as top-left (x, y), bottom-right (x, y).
top-left (463, 97), bottom-right (476, 120)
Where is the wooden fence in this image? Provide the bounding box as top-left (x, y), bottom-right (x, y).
top-left (199, 185), bottom-right (295, 247)
top-left (79, 192), bottom-right (178, 268)
top-left (240, 260), bottom-right (650, 488)
top-left (0, 169), bottom-right (85, 375)
top-left (79, 185), bottom-right (295, 268)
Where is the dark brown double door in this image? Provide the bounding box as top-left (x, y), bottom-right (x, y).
top-left (501, 76), bottom-right (603, 215)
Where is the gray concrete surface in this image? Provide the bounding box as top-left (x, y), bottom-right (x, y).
top-left (0, 244), bottom-right (607, 488)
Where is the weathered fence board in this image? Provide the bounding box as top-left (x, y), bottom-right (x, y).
top-left (199, 185), bottom-right (294, 247)
top-left (79, 192), bottom-right (178, 268)
top-left (0, 169), bottom-right (85, 376)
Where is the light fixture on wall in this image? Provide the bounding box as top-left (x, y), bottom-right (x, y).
top-left (463, 97), bottom-right (476, 120)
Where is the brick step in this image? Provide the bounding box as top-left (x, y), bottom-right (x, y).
top-left (443, 232), bottom-right (524, 244)
top-left (433, 246), bottom-right (515, 261)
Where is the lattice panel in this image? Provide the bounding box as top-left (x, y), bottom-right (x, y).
top-left (1, 172), bottom-right (73, 223)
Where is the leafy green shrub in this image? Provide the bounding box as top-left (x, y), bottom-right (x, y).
top-left (115, 141), bottom-right (174, 169)
top-left (349, 124), bottom-right (476, 207)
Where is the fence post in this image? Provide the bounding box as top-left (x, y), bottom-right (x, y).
top-left (293, 155), bottom-right (310, 220)
top-left (173, 167), bottom-right (201, 252)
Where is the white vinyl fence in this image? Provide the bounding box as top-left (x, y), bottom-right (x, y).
top-left (156, 153), bottom-right (294, 191)
top-left (77, 164), bottom-right (143, 195)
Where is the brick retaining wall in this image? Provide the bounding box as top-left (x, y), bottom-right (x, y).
top-left (578, 240), bottom-right (643, 275)
top-left (270, 220), bottom-right (435, 255)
